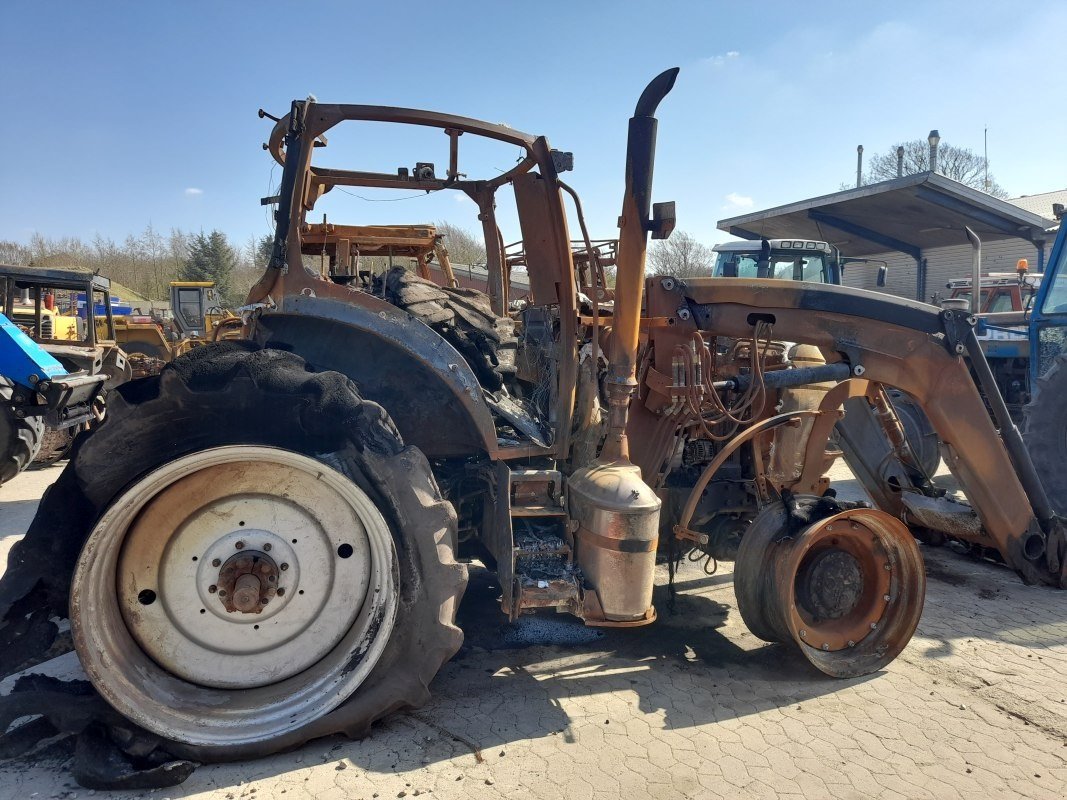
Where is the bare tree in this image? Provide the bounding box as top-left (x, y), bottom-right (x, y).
top-left (435, 220), bottom-right (486, 266)
top-left (862, 139), bottom-right (1008, 197)
top-left (0, 240), bottom-right (31, 265)
top-left (647, 230), bottom-right (713, 278)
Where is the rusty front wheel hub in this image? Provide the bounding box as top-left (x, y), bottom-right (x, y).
top-left (215, 550), bottom-right (279, 613)
top-left (734, 500), bottom-right (925, 678)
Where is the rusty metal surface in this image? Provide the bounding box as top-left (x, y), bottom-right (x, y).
top-left (734, 501), bottom-right (926, 677)
top-left (644, 276), bottom-right (1052, 584)
top-left (567, 461), bottom-right (660, 622)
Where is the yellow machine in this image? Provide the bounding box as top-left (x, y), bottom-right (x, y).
top-left (8, 290), bottom-right (80, 341)
top-left (114, 281), bottom-right (238, 371)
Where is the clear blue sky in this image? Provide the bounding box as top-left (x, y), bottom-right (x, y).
top-left (1, 1), bottom-right (1063, 249)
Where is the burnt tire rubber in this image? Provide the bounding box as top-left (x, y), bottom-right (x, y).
top-left (0, 341), bottom-right (467, 762)
top-left (1023, 352), bottom-right (1067, 516)
top-left (887, 389), bottom-right (941, 477)
top-left (380, 266), bottom-right (517, 391)
top-left (0, 383), bottom-right (44, 484)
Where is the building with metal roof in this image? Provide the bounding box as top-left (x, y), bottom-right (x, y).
top-left (718, 172), bottom-right (1060, 301)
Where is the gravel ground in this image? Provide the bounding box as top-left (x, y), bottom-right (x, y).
top-left (1, 460), bottom-right (1065, 800)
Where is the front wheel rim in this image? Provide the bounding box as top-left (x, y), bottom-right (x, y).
top-left (71, 445), bottom-right (399, 748)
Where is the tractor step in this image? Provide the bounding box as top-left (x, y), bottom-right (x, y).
top-left (511, 523), bottom-right (580, 614)
top-left (509, 468), bottom-right (566, 519)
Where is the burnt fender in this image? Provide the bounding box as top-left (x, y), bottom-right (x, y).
top-left (253, 293), bottom-right (497, 458)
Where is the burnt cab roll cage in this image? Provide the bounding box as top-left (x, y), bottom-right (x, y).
top-left (259, 101), bottom-right (584, 314)
top-left (251, 99), bottom-right (586, 458)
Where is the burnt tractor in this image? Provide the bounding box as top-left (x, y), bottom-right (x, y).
top-left (2, 70), bottom-right (1066, 777)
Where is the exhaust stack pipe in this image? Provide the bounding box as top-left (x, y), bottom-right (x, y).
top-left (601, 66), bottom-right (679, 462)
top-left (568, 69), bottom-right (678, 625)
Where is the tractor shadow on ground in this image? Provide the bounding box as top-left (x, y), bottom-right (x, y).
top-left (158, 561), bottom-right (882, 791)
top-left (351, 563), bottom-right (878, 760)
top-left (0, 499), bottom-right (37, 540)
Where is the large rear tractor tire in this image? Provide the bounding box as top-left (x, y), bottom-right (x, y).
top-left (734, 498), bottom-right (925, 677)
top-left (0, 342), bottom-right (467, 761)
top-left (0, 382), bottom-right (44, 484)
top-left (1023, 352), bottom-right (1067, 516)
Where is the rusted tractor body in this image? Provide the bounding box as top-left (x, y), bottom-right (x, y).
top-left (3, 70), bottom-right (1066, 782)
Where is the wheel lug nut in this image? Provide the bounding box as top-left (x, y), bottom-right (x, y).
top-left (263, 543), bottom-right (272, 552)
top-left (235, 541), bottom-right (245, 550)
top-left (212, 558), bottom-right (221, 567)
top-left (847, 640), bottom-right (856, 647)
top-left (799, 630), bottom-right (807, 638)
top-left (208, 585), bottom-right (217, 594)
top-left (870, 622), bottom-right (878, 630)
top-left (883, 594), bottom-right (891, 602)
top-left (822, 643), bottom-right (830, 651)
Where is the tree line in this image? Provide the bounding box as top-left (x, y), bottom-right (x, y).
top-left (0, 220), bottom-right (491, 308)
top-left (0, 226), bottom-right (262, 306)
top-left (0, 221), bottom-right (718, 301)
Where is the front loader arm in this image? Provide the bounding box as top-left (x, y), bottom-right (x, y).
top-left (646, 277), bottom-right (1057, 585)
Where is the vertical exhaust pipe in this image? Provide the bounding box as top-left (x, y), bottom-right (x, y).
top-left (568, 69), bottom-right (678, 625)
top-left (602, 67), bottom-right (680, 462)
top-left (965, 226), bottom-right (981, 314)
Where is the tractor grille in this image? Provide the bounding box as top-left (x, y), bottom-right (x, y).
top-left (11, 312), bottom-right (53, 338)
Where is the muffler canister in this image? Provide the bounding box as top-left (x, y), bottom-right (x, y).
top-left (568, 461), bottom-right (661, 621)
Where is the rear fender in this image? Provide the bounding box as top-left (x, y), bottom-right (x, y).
top-left (252, 293), bottom-right (497, 458)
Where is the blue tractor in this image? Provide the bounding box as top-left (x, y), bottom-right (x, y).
top-left (0, 312), bottom-right (107, 482)
top-left (1022, 219), bottom-right (1067, 513)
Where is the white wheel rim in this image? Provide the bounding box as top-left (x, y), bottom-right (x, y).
top-left (71, 445), bottom-right (399, 748)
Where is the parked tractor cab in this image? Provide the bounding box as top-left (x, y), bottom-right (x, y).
top-left (0, 264), bottom-right (130, 479)
top-left (713, 238), bottom-right (888, 287)
top-left (0, 264), bottom-right (129, 387)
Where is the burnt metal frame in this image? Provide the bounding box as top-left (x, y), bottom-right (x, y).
top-left (639, 276), bottom-right (1063, 586)
top-left (249, 100), bottom-right (580, 460)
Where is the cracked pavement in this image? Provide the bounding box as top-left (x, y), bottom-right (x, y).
top-left (1, 463), bottom-right (1065, 799)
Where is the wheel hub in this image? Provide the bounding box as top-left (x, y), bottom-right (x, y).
top-left (797, 549), bottom-right (863, 621)
top-left (734, 500), bottom-right (926, 677)
top-left (216, 548), bottom-right (279, 614)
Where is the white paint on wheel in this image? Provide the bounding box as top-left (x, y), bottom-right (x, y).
top-left (71, 445), bottom-right (399, 748)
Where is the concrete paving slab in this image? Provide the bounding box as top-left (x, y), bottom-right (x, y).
top-left (1, 461), bottom-right (1064, 799)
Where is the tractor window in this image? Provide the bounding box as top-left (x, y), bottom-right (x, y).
top-left (713, 252), bottom-right (829, 283)
top-left (92, 288), bottom-right (115, 341)
top-left (1042, 247), bottom-right (1067, 314)
top-left (177, 288), bottom-right (204, 330)
top-left (987, 291), bottom-right (1016, 314)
